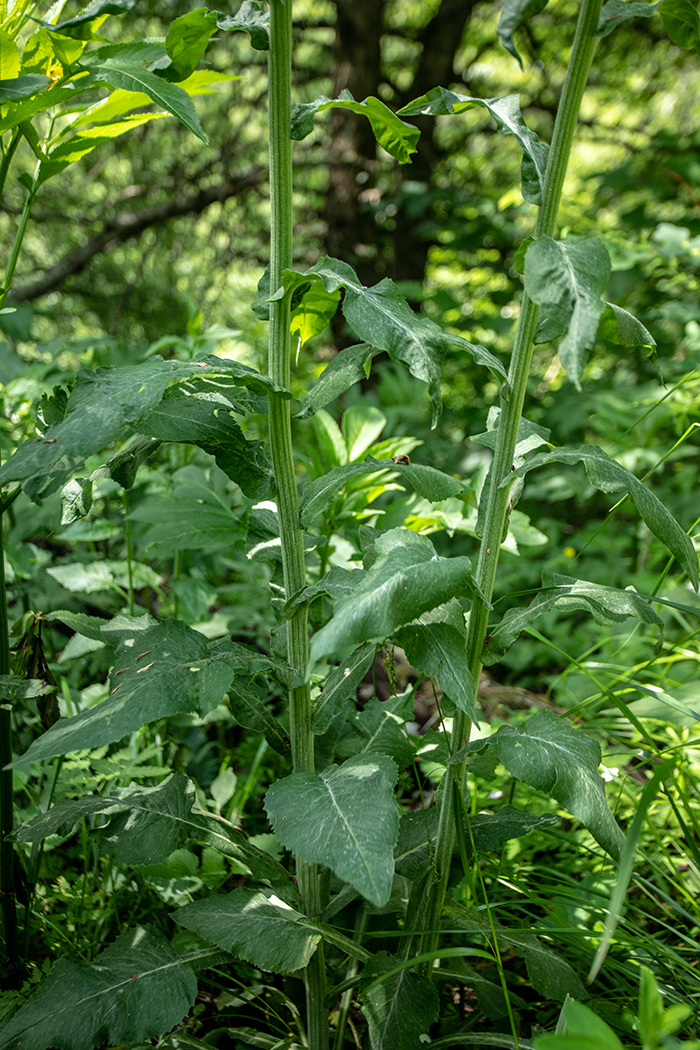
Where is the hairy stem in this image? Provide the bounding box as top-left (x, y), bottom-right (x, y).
top-left (419, 0), bottom-right (604, 963)
top-left (266, 2), bottom-right (327, 1045)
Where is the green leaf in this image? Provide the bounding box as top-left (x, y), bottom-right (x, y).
top-left (9, 774), bottom-right (291, 886)
top-left (228, 681), bottom-right (291, 759)
top-left (61, 478), bottom-right (93, 524)
top-left (300, 457), bottom-right (463, 527)
top-left (0, 74), bottom-right (49, 100)
top-left (398, 88), bottom-right (549, 205)
top-left (397, 601), bottom-right (477, 721)
top-left (491, 710), bottom-right (625, 858)
top-left (137, 395), bottom-right (273, 499)
top-left (312, 641), bottom-right (376, 735)
top-left (79, 58), bottom-right (207, 141)
top-left (595, 1), bottom-right (662, 38)
top-left (279, 258), bottom-right (505, 427)
top-left (285, 565), bottom-right (367, 619)
top-left (291, 91), bottom-right (419, 164)
top-left (11, 621), bottom-right (240, 767)
top-left (359, 951), bottom-right (440, 1050)
top-left (659, 0), bottom-right (700, 49)
top-left (597, 302), bottom-right (655, 347)
top-left (484, 571), bottom-right (663, 664)
top-left (497, 0), bottom-right (550, 65)
top-left (31, 0), bottom-right (138, 39)
top-left (0, 83), bottom-right (89, 136)
top-left (265, 754), bottom-right (399, 907)
top-left (0, 676), bottom-right (52, 705)
top-left (0, 926), bottom-right (196, 1050)
top-left (508, 444), bottom-right (699, 589)
top-left (174, 888), bottom-right (321, 973)
top-left (524, 236), bottom-right (611, 387)
top-left (310, 529), bottom-right (477, 664)
top-left (46, 559), bottom-right (160, 594)
top-left (216, 1), bottom-right (270, 50)
top-left (343, 694), bottom-right (416, 770)
top-left (298, 343), bottom-right (375, 417)
top-left (160, 8), bottom-right (219, 81)
top-left (535, 1001), bottom-right (626, 1050)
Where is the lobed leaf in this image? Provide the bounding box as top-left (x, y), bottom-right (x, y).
top-left (291, 90), bottom-right (419, 164)
top-left (309, 529), bottom-right (478, 664)
top-left (265, 753), bottom-right (399, 907)
top-left (0, 926), bottom-right (196, 1050)
top-left (174, 888), bottom-right (320, 973)
top-left (300, 456), bottom-right (463, 527)
top-left (484, 571), bottom-right (663, 664)
top-left (508, 444), bottom-right (699, 589)
top-left (524, 236), bottom-right (611, 387)
top-left (398, 88), bottom-right (549, 205)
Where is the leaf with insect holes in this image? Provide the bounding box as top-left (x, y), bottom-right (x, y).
top-left (300, 457), bottom-right (464, 527)
top-left (398, 88), bottom-right (549, 205)
top-left (483, 571), bottom-right (663, 664)
top-left (508, 445), bottom-right (699, 589)
top-left (484, 710), bottom-right (625, 859)
top-left (525, 236), bottom-right (611, 387)
top-left (310, 529), bottom-right (479, 664)
top-left (360, 951), bottom-right (440, 1050)
top-left (291, 91), bottom-right (419, 164)
top-left (274, 258), bottom-right (505, 427)
top-left (10, 621), bottom-right (243, 767)
top-left (174, 888), bottom-right (321, 973)
top-left (0, 926), bottom-right (196, 1050)
top-left (10, 773), bottom-right (293, 887)
top-left (265, 754), bottom-right (399, 907)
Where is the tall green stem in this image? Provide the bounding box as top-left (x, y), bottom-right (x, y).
top-left (266, 3), bottom-right (327, 1046)
top-left (419, 0), bottom-right (604, 961)
top-left (0, 177), bottom-right (38, 310)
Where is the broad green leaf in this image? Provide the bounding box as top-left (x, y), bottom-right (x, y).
top-left (300, 457), bottom-right (463, 527)
top-left (228, 681), bottom-right (291, 759)
top-left (310, 529), bottom-right (477, 664)
top-left (265, 753), bottom-right (399, 906)
top-left (0, 676), bottom-right (52, 705)
top-left (216, 1), bottom-right (270, 50)
top-left (174, 889), bottom-right (320, 973)
top-left (484, 571), bottom-right (663, 664)
top-left (491, 710), bottom-right (625, 858)
top-left (279, 258), bottom-right (505, 426)
top-left (596, 0), bottom-right (662, 37)
top-left (31, 0), bottom-right (138, 39)
top-left (659, 0), bottom-right (700, 49)
top-left (312, 640), bottom-right (376, 734)
top-left (79, 57), bottom-right (206, 141)
top-left (161, 8), bottom-right (218, 81)
top-left (535, 1001), bottom-right (626, 1050)
top-left (497, 0), bottom-right (550, 65)
top-left (290, 282), bottom-right (341, 345)
top-left (12, 773), bottom-right (292, 887)
top-left (360, 951), bottom-right (439, 1050)
top-left (46, 559), bottom-right (160, 594)
top-left (11, 621), bottom-right (239, 767)
top-left (597, 302), bottom-right (655, 347)
top-left (298, 343), bottom-right (375, 417)
top-left (341, 692), bottom-right (416, 770)
top-left (525, 236), bottom-right (611, 387)
top-left (285, 565), bottom-right (367, 619)
top-left (137, 395), bottom-right (273, 499)
top-left (46, 609), bottom-right (156, 645)
top-left (397, 615), bottom-right (477, 721)
top-left (0, 29), bottom-right (20, 78)
top-left (508, 444), bottom-right (699, 589)
top-left (291, 90), bottom-right (419, 164)
top-left (0, 74), bottom-right (49, 99)
top-left (398, 88), bottom-right (549, 205)
top-left (0, 926), bottom-right (196, 1050)
top-left (343, 405), bottom-right (386, 460)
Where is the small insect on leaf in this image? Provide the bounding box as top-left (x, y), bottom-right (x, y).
top-left (392, 454), bottom-right (411, 464)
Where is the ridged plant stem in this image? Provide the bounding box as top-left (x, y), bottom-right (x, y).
top-left (266, 3), bottom-right (327, 1046)
top-left (419, 0), bottom-right (604, 963)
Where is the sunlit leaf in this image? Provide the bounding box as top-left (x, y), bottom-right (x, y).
top-left (291, 90), bottom-right (419, 164)
top-left (216, 1), bottom-right (270, 50)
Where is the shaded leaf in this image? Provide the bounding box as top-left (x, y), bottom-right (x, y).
top-left (310, 529), bottom-right (477, 664)
top-left (484, 571), bottom-right (662, 664)
top-left (285, 565), bottom-right (367, 620)
top-left (0, 926), bottom-right (196, 1050)
top-left (497, 0), bottom-right (550, 65)
top-left (300, 457), bottom-right (463, 527)
top-left (312, 640), bottom-right (376, 734)
top-left (216, 1), bottom-right (269, 50)
top-left (597, 302), bottom-right (655, 347)
top-left (297, 343), bottom-right (375, 417)
top-left (360, 951), bottom-right (439, 1050)
top-left (343, 694), bottom-right (416, 770)
top-left (0, 676), bottom-right (52, 705)
top-left (291, 91), bottom-right (419, 164)
top-left (398, 88), bottom-right (549, 205)
top-left (228, 681), bottom-right (290, 759)
top-left (31, 0), bottom-right (138, 39)
top-left (0, 74), bottom-right (49, 100)
top-left (596, 0), bottom-right (662, 38)
top-left (265, 754), bottom-right (399, 907)
top-left (525, 236), bottom-right (611, 387)
top-left (491, 710), bottom-right (625, 858)
top-left (508, 444), bottom-right (699, 589)
top-left (397, 605), bottom-right (477, 722)
top-left (174, 889), bottom-right (320, 973)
